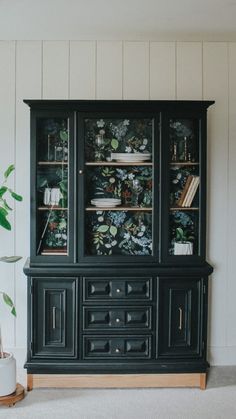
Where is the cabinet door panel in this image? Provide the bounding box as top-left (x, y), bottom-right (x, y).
top-left (32, 277), bottom-right (77, 358)
top-left (158, 278), bottom-right (202, 357)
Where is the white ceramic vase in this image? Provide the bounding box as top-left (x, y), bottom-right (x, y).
top-left (174, 241), bottom-right (193, 255)
top-left (0, 352), bottom-right (16, 396)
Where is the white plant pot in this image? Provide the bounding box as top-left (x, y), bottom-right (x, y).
top-left (0, 352), bottom-right (16, 396)
top-left (174, 242), bottom-right (193, 255)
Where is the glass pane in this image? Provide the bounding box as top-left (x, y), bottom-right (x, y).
top-left (36, 117), bottom-right (69, 256)
top-left (84, 117), bottom-right (155, 257)
top-left (168, 118), bottom-right (200, 256)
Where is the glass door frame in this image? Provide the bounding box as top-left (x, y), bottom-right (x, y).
top-left (30, 109), bottom-right (76, 264)
top-left (77, 111), bottom-right (161, 265)
top-left (161, 109), bottom-right (207, 265)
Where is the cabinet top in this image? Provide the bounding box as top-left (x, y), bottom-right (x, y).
top-left (23, 99), bottom-right (215, 111)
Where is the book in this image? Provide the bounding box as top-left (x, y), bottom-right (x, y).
top-left (183, 176), bottom-right (196, 207)
top-left (177, 175), bottom-right (193, 207)
top-left (184, 176), bottom-right (200, 207)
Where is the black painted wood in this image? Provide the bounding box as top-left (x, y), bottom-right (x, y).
top-left (24, 99), bottom-right (214, 377)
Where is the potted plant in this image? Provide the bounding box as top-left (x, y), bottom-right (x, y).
top-left (174, 227), bottom-right (193, 255)
top-left (0, 164), bottom-right (22, 396)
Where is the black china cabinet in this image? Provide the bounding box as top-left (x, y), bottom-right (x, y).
top-left (24, 100), bottom-right (214, 389)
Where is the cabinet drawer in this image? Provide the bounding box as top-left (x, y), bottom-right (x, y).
top-left (83, 277), bottom-right (152, 301)
top-left (83, 335), bottom-right (152, 359)
top-left (83, 306), bottom-right (152, 330)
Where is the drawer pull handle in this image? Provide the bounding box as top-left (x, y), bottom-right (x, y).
top-left (79, 169), bottom-right (83, 175)
top-left (116, 289), bottom-right (121, 293)
top-left (52, 306), bottom-right (56, 329)
top-left (115, 348), bottom-right (120, 353)
top-left (115, 318), bottom-right (120, 323)
top-left (178, 307), bottom-right (183, 330)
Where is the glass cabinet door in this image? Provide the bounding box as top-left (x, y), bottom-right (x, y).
top-left (165, 114), bottom-right (205, 261)
top-left (33, 112), bottom-right (74, 261)
top-left (79, 115), bottom-right (159, 261)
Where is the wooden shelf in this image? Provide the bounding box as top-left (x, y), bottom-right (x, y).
top-left (170, 162), bottom-right (199, 166)
top-left (38, 161), bottom-right (68, 166)
top-left (170, 207), bottom-right (199, 211)
top-left (85, 206), bottom-right (152, 211)
top-left (38, 207), bottom-right (68, 211)
top-left (86, 162), bottom-right (152, 166)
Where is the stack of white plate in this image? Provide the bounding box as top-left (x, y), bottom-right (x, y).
top-left (91, 198), bottom-right (121, 207)
top-left (111, 153), bottom-right (151, 162)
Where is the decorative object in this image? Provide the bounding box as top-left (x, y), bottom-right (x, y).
top-left (173, 227), bottom-right (193, 255)
top-left (130, 179), bottom-right (143, 207)
top-left (94, 133), bottom-right (105, 161)
top-left (0, 165), bottom-right (23, 397)
top-left (43, 187), bottom-right (62, 206)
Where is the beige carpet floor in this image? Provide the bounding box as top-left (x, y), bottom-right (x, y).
top-left (0, 367), bottom-right (236, 419)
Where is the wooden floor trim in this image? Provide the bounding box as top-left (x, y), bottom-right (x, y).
top-left (27, 373), bottom-right (206, 390)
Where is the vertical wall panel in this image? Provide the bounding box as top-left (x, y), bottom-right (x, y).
top-left (203, 43), bottom-right (228, 349)
top-left (0, 41), bottom-right (16, 347)
top-left (0, 39), bottom-right (235, 365)
top-left (123, 42), bottom-right (149, 99)
top-left (43, 41), bottom-right (69, 99)
top-left (150, 42), bottom-right (176, 99)
top-left (228, 43), bottom-right (236, 346)
top-left (97, 41), bottom-right (122, 99)
top-left (177, 42), bottom-right (202, 99)
top-left (15, 41), bottom-right (42, 350)
top-left (70, 41), bottom-right (96, 99)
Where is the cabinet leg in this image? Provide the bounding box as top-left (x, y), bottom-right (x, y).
top-left (27, 374), bottom-right (33, 391)
top-left (200, 373), bottom-right (206, 390)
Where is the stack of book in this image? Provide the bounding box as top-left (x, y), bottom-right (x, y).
top-left (177, 175), bottom-right (200, 207)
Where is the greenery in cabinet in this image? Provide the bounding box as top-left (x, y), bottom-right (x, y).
top-left (85, 118), bottom-right (152, 161)
top-left (0, 165), bottom-right (22, 357)
top-left (86, 210), bottom-right (152, 256)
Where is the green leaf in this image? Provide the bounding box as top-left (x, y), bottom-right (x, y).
top-left (176, 227), bottom-right (185, 241)
top-left (110, 226), bottom-right (117, 237)
top-left (0, 208), bottom-right (11, 230)
top-left (3, 293), bottom-right (14, 308)
top-left (11, 306), bottom-right (17, 317)
top-left (111, 139), bottom-right (119, 150)
top-left (97, 225), bottom-right (109, 233)
top-left (3, 199), bottom-right (12, 211)
top-left (11, 191), bottom-right (23, 202)
top-left (0, 186), bottom-right (8, 198)
top-left (59, 130), bottom-right (68, 142)
top-left (0, 256), bottom-right (22, 263)
top-left (4, 164), bottom-right (15, 179)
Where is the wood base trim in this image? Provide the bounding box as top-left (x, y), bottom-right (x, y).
top-left (27, 373), bottom-right (206, 390)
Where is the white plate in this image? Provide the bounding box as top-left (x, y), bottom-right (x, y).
top-left (111, 153), bottom-right (151, 162)
top-left (91, 198), bottom-right (121, 207)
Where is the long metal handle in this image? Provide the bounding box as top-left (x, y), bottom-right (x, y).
top-left (52, 306), bottom-right (56, 329)
top-left (178, 307), bottom-right (183, 330)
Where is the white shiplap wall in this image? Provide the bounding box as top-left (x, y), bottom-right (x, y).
top-left (0, 41), bottom-right (235, 366)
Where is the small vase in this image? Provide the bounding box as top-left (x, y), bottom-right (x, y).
top-left (0, 352), bottom-right (16, 396)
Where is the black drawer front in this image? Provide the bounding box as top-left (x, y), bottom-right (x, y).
top-left (83, 277), bottom-right (152, 301)
top-left (83, 335), bottom-right (152, 359)
top-left (83, 306), bottom-right (152, 330)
